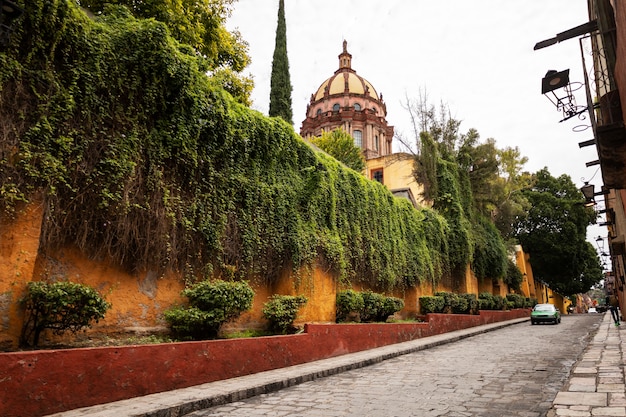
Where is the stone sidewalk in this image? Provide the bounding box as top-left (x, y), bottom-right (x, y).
top-left (548, 312), bottom-right (626, 417)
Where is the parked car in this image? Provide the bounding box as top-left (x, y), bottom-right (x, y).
top-left (531, 303), bottom-right (561, 325)
top-left (588, 307), bottom-right (597, 313)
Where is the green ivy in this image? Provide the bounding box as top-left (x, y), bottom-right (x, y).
top-left (2, 0), bottom-right (507, 294)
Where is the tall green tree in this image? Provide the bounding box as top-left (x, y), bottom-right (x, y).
top-left (77, 0), bottom-right (253, 105)
top-left (268, 0), bottom-right (293, 124)
top-left (310, 128), bottom-right (365, 172)
top-left (513, 168), bottom-right (602, 295)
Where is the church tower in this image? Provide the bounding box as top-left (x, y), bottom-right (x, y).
top-left (300, 41), bottom-right (394, 160)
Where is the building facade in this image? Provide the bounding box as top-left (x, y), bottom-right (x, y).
top-left (300, 41), bottom-right (394, 160)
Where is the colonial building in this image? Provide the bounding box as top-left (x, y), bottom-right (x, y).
top-left (300, 41), bottom-right (394, 160)
top-left (300, 41), bottom-right (428, 208)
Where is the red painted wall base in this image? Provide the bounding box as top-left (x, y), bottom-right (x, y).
top-left (0, 310), bottom-right (528, 417)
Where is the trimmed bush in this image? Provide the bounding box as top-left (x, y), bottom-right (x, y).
top-left (379, 296), bottom-right (405, 322)
top-left (336, 290), bottom-right (404, 323)
top-left (458, 293), bottom-right (478, 314)
top-left (164, 280), bottom-right (254, 340)
top-left (478, 292), bottom-right (495, 310)
top-left (361, 291), bottom-right (386, 322)
top-left (262, 295), bottom-right (308, 334)
top-left (419, 296), bottom-right (445, 314)
top-left (336, 289), bottom-right (364, 322)
top-left (20, 281), bottom-right (111, 347)
top-left (506, 293), bottom-right (526, 309)
top-left (493, 295), bottom-right (507, 310)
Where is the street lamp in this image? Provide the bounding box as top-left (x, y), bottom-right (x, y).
top-left (541, 69), bottom-right (587, 122)
top-left (0, 0), bottom-right (23, 49)
top-left (580, 182), bottom-right (596, 207)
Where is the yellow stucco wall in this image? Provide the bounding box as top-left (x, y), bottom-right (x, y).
top-left (364, 153), bottom-right (429, 207)
top-left (1, 200), bottom-right (546, 349)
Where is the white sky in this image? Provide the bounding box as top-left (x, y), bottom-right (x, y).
top-left (226, 0), bottom-right (606, 253)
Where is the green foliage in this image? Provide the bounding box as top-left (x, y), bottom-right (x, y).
top-left (262, 294), bottom-right (307, 334)
top-left (477, 292), bottom-right (495, 310)
top-left (164, 280), bottom-right (254, 339)
top-left (2, 0), bottom-right (466, 293)
top-left (336, 290), bottom-right (404, 322)
top-left (514, 168), bottom-right (603, 295)
top-left (505, 293), bottom-right (526, 309)
top-left (77, 0), bottom-right (250, 71)
top-left (310, 128), bottom-right (366, 172)
top-left (504, 259), bottom-right (523, 291)
top-left (268, 0), bottom-right (293, 124)
top-left (419, 295), bottom-right (445, 314)
top-left (459, 293), bottom-right (479, 314)
top-left (20, 281), bottom-right (111, 347)
top-left (335, 289), bottom-right (364, 322)
top-left (478, 293), bottom-right (507, 310)
top-left (471, 216), bottom-right (508, 281)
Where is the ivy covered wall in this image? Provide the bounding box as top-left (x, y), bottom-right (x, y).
top-left (0, 0), bottom-right (509, 298)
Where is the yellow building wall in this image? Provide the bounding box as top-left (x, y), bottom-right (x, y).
top-left (364, 153), bottom-right (429, 207)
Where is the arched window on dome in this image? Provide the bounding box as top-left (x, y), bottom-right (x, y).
top-left (333, 103), bottom-right (340, 112)
top-left (353, 130), bottom-right (362, 148)
top-left (316, 108), bottom-right (322, 116)
top-left (354, 103), bottom-right (361, 111)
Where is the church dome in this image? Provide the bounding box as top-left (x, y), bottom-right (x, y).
top-left (300, 41), bottom-right (394, 161)
top-left (313, 71), bottom-right (379, 101)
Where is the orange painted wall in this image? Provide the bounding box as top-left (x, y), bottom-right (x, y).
top-left (0, 201), bottom-right (44, 350)
top-left (0, 201), bottom-right (527, 349)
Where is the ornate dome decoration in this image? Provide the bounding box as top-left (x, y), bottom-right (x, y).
top-left (300, 41), bottom-right (394, 160)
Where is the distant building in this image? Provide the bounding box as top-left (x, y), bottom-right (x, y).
top-left (300, 41), bottom-right (394, 160)
top-left (300, 41), bottom-right (428, 207)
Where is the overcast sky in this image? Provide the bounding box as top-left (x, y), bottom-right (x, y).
top-left (226, 0), bottom-right (606, 251)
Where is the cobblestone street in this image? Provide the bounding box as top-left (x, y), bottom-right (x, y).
top-left (185, 315), bottom-right (602, 417)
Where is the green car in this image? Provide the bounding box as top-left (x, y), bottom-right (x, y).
top-left (531, 303), bottom-right (561, 325)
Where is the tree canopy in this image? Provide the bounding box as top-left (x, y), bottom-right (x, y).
top-left (514, 168), bottom-right (603, 295)
top-left (76, 0), bottom-right (253, 105)
top-left (310, 128), bottom-right (366, 172)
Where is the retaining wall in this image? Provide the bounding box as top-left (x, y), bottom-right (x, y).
top-left (0, 309), bottom-right (529, 417)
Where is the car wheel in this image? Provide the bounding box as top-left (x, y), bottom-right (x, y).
top-left (531, 320), bottom-right (536, 325)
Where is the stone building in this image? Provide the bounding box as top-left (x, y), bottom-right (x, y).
top-left (300, 41), bottom-right (394, 161)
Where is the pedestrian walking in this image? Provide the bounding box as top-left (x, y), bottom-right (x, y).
top-left (607, 293), bottom-right (620, 326)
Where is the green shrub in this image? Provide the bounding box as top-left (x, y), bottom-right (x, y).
top-left (164, 280), bottom-right (254, 339)
top-left (336, 290), bottom-right (403, 323)
top-left (526, 297), bottom-right (538, 308)
top-left (262, 295), bottom-right (308, 334)
top-left (493, 295), bottom-right (507, 310)
top-left (419, 296), bottom-right (445, 314)
top-left (336, 289), bottom-right (364, 322)
top-left (361, 291), bottom-right (386, 322)
top-left (478, 292), bottom-right (495, 310)
top-left (459, 293), bottom-right (479, 314)
top-left (435, 291), bottom-right (462, 314)
top-left (20, 281), bottom-right (111, 347)
top-left (379, 296), bottom-right (405, 322)
top-left (506, 293), bottom-right (526, 309)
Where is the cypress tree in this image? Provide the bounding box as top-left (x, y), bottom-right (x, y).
top-left (268, 0), bottom-right (293, 124)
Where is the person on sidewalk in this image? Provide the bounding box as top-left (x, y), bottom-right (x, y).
top-left (607, 293), bottom-right (621, 326)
